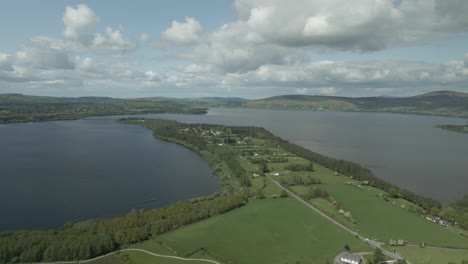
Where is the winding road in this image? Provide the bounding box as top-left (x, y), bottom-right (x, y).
top-left (267, 175), bottom-right (412, 264)
top-left (31, 248), bottom-right (221, 264)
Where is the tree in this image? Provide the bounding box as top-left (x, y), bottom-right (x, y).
top-left (256, 189), bottom-right (265, 199)
top-left (280, 190), bottom-right (288, 198)
top-left (388, 188), bottom-right (400, 198)
top-left (306, 162), bottom-right (314, 171)
top-left (261, 161), bottom-right (270, 173)
top-left (344, 244), bottom-right (350, 251)
top-left (373, 247), bottom-right (385, 263)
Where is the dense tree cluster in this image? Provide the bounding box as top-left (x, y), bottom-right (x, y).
top-left (0, 193), bottom-right (247, 263)
top-left (248, 157), bottom-right (288, 164)
top-left (280, 175), bottom-right (321, 186)
top-left (216, 149), bottom-right (251, 187)
top-left (437, 195), bottom-right (468, 230)
top-left (302, 186), bottom-right (330, 200)
top-left (284, 162), bottom-right (314, 172)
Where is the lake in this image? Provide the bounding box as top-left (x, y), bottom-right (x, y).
top-left (125, 108), bottom-right (467, 203)
top-left (2, 109), bottom-right (467, 230)
top-left (0, 119), bottom-right (221, 230)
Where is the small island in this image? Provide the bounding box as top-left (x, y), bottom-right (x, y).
top-left (436, 124), bottom-right (468, 134)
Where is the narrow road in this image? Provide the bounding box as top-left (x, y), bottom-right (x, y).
top-left (31, 248), bottom-right (221, 264)
top-left (267, 175), bottom-right (412, 264)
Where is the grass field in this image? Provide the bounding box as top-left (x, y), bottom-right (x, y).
top-left (319, 184), bottom-right (468, 248)
top-left (267, 155), bottom-right (468, 249)
top-left (387, 246), bottom-right (468, 264)
top-left (155, 198), bottom-right (371, 264)
top-left (87, 251), bottom-right (215, 264)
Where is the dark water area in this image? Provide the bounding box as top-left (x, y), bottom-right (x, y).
top-left (0, 119), bottom-right (221, 230)
top-left (2, 109), bottom-right (467, 230)
top-left (120, 108), bottom-right (468, 203)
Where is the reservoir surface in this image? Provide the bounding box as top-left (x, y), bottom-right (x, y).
top-left (2, 108), bottom-right (467, 229)
top-left (135, 108), bottom-right (468, 203)
top-left (0, 119), bottom-right (221, 230)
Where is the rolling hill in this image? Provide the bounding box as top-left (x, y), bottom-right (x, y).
top-left (245, 91), bottom-right (468, 118)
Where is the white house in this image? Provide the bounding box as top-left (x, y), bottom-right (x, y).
top-left (337, 252), bottom-right (362, 264)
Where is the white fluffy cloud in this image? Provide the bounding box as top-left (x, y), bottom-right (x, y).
top-left (221, 58), bottom-right (468, 97)
top-left (231, 0), bottom-right (468, 51)
top-left (62, 4), bottom-right (99, 43)
top-left (161, 17), bottom-right (203, 46)
top-left (62, 4), bottom-right (135, 52)
top-left (92, 27), bottom-right (136, 52)
top-left (2, 1), bottom-right (468, 97)
top-left (0, 54), bottom-right (14, 71)
top-left (16, 37), bottom-right (75, 69)
top-left (238, 0), bottom-right (402, 51)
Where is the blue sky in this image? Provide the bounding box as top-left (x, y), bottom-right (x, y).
top-left (0, 0), bottom-right (467, 98)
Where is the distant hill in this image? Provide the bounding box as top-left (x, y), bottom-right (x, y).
top-left (142, 96), bottom-right (248, 103)
top-left (0, 94), bottom-right (206, 123)
top-left (414, 90), bottom-right (468, 98)
top-left (246, 91), bottom-right (468, 118)
top-left (2, 91), bottom-right (467, 118)
top-left (0, 93), bottom-right (119, 105)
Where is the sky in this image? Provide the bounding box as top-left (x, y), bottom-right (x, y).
top-left (0, 0), bottom-right (467, 99)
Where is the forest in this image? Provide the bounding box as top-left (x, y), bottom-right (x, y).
top-left (0, 97), bottom-right (206, 123)
top-left (0, 192), bottom-right (247, 263)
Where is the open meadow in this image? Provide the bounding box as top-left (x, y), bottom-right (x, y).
top-left (155, 198), bottom-right (370, 264)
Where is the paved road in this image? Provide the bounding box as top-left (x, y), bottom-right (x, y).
top-left (267, 175), bottom-right (412, 264)
top-left (31, 248), bottom-right (221, 264)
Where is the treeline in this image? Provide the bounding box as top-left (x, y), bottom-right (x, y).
top-left (437, 195), bottom-right (468, 230)
top-left (138, 119), bottom-right (442, 212)
top-left (284, 162), bottom-right (314, 172)
top-left (124, 119), bottom-right (211, 151)
top-left (277, 135), bottom-right (441, 210)
top-left (0, 192), bottom-right (247, 263)
top-left (0, 101), bottom-right (206, 124)
top-left (235, 126), bottom-right (443, 211)
top-left (301, 186), bottom-right (330, 200)
top-left (280, 175), bottom-right (322, 186)
top-left (216, 148), bottom-right (252, 187)
top-left (122, 119), bottom-right (252, 187)
top-left (248, 157), bottom-right (288, 164)
top-left (123, 119), bottom-right (467, 229)
top-left (436, 124), bottom-right (468, 134)
top-left (152, 124), bottom-right (208, 151)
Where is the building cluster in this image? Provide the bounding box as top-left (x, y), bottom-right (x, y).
top-left (425, 215), bottom-right (448, 227)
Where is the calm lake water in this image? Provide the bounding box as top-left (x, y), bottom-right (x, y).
top-left (0, 119), bottom-right (221, 230)
top-left (2, 109), bottom-right (467, 230)
top-left (128, 108), bottom-right (467, 203)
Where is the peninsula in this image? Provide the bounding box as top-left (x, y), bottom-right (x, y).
top-left (2, 118), bottom-right (467, 264)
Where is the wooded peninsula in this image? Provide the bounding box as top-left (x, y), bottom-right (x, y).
top-left (1, 118), bottom-right (467, 264)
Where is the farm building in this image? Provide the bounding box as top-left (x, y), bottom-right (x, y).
top-left (336, 252), bottom-right (362, 264)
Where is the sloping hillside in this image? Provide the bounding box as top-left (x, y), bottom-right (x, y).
top-left (245, 91), bottom-right (468, 117)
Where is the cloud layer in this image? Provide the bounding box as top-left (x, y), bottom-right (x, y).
top-left (1, 1), bottom-right (468, 98)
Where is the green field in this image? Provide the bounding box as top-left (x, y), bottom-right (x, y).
top-left (317, 184), bottom-right (468, 247)
top-left (155, 198), bottom-right (370, 264)
top-left (87, 251), bottom-right (214, 264)
top-left (266, 153), bottom-right (468, 249)
top-left (387, 246), bottom-right (468, 264)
